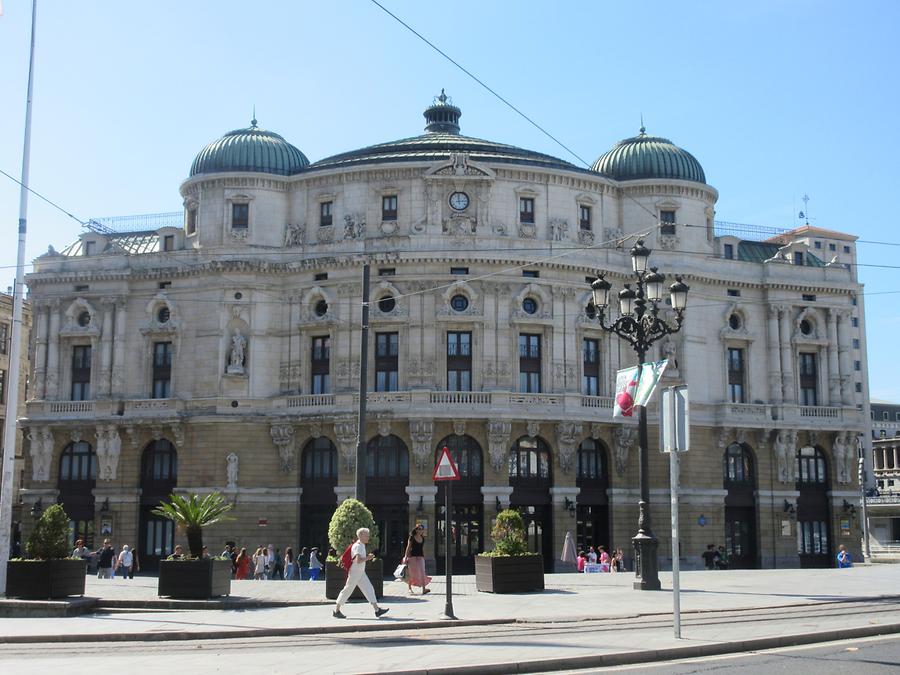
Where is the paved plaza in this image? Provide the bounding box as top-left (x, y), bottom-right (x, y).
top-left (1, 566), bottom-right (899, 672)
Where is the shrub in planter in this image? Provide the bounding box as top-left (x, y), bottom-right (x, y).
top-left (324, 498), bottom-right (383, 600)
top-left (152, 492), bottom-right (234, 598)
top-left (6, 504), bottom-right (86, 599)
top-left (475, 508), bottom-right (544, 594)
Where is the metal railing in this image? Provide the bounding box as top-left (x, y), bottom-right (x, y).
top-left (86, 211), bottom-right (182, 234)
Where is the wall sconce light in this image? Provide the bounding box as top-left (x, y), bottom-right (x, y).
top-left (30, 498), bottom-right (43, 518)
top-left (564, 497), bottom-right (576, 515)
top-left (416, 495), bottom-right (424, 516)
top-left (495, 497), bottom-right (502, 513)
top-left (842, 499), bottom-right (857, 517)
top-left (782, 500), bottom-right (795, 515)
top-left (100, 498), bottom-right (110, 513)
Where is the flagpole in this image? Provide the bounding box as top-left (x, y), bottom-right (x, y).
top-left (0, 0), bottom-right (38, 595)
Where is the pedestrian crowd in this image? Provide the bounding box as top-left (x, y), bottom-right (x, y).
top-left (576, 545), bottom-right (625, 573)
top-left (701, 544), bottom-right (730, 570)
top-left (75, 539), bottom-right (140, 579)
top-left (219, 542), bottom-right (324, 580)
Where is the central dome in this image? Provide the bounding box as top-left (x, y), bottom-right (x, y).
top-left (592, 129), bottom-right (706, 184)
top-left (190, 119), bottom-right (309, 177)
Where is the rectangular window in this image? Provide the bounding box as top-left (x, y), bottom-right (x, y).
top-left (320, 201), bottom-right (333, 227)
top-left (727, 347), bottom-right (745, 403)
top-left (163, 235), bottom-right (175, 252)
top-left (518, 333), bottom-right (541, 393)
top-left (71, 345), bottom-right (92, 401)
top-left (314, 272), bottom-right (328, 281)
top-left (852, 339), bottom-right (860, 349)
top-left (794, 251), bottom-right (804, 266)
top-left (727, 289), bottom-right (740, 297)
top-left (802, 294), bottom-right (816, 302)
top-left (829, 243), bottom-right (836, 251)
top-left (522, 270), bottom-right (539, 278)
top-left (382, 195), bottom-right (398, 221)
top-left (375, 332), bottom-right (399, 392)
top-left (74, 285), bottom-right (90, 292)
top-left (311, 336), bottom-right (331, 394)
top-left (446, 331), bottom-right (472, 391)
top-left (856, 382), bottom-right (862, 393)
top-left (519, 197), bottom-right (535, 223)
top-left (884, 411), bottom-right (890, 421)
top-left (851, 317), bottom-right (859, 327)
top-left (158, 281), bottom-right (171, 290)
top-left (84, 241), bottom-right (95, 256)
top-left (723, 243), bottom-right (734, 260)
top-left (151, 342), bottom-right (172, 399)
top-left (799, 352), bottom-right (818, 406)
top-left (0, 323), bottom-right (7, 355)
top-left (814, 241), bottom-right (821, 249)
top-left (450, 267), bottom-right (469, 275)
top-left (843, 245), bottom-right (851, 253)
top-left (232, 203), bottom-right (249, 229)
top-left (0, 369), bottom-right (5, 405)
top-left (579, 205), bottom-right (591, 231)
top-left (582, 338), bottom-right (600, 396)
top-left (854, 360), bottom-right (861, 371)
top-left (186, 209), bottom-right (197, 235)
top-left (660, 210), bottom-right (676, 235)
top-left (378, 268), bottom-right (396, 277)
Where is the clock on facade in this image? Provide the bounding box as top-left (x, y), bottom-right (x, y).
top-left (449, 191), bottom-right (470, 211)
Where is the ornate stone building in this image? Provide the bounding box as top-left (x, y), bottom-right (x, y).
top-left (19, 93), bottom-right (868, 571)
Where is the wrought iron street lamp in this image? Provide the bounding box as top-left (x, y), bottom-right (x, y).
top-left (586, 239), bottom-right (689, 591)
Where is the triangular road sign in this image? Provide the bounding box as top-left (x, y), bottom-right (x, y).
top-left (433, 446), bottom-right (460, 481)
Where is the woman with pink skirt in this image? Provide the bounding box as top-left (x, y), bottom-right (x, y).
top-left (403, 525), bottom-right (432, 594)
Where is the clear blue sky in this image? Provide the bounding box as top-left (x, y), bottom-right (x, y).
top-left (1, 1), bottom-right (898, 400)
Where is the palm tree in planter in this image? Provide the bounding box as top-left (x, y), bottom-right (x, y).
top-left (475, 509), bottom-right (545, 593)
top-left (6, 503), bottom-right (87, 599)
top-left (152, 492), bottom-right (234, 598)
top-left (324, 498), bottom-right (383, 600)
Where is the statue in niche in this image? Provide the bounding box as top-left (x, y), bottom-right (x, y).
top-left (227, 329), bottom-right (247, 374)
top-left (226, 453), bottom-right (239, 489)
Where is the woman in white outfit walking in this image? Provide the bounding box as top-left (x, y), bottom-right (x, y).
top-left (333, 528), bottom-right (389, 619)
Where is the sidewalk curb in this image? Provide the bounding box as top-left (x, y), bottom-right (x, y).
top-left (366, 622), bottom-right (900, 675)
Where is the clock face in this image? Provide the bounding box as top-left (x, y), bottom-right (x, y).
top-left (449, 191), bottom-right (470, 211)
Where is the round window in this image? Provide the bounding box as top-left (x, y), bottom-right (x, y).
top-left (378, 295), bottom-right (396, 313)
top-left (77, 311), bottom-right (91, 327)
top-left (728, 313), bottom-right (741, 330)
top-left (450, 294), bottom-right (469, 312)
top-left (522, 298), bottom-right (538, 315)
top-left (314, 299), bottom-right (328, 317)
top-left (234, 292), bottom-right (243, 300)
top-left (157, 306), bottom-right (170, 324)
top-left (800, 319), bottom-right (812, 335)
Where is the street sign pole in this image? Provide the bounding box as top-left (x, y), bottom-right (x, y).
top-left (670, 447), bottom-right (681, 639)
top-left (661, 385), bottom-right (689, 640)
top-left (443, 478), bottom-right (455, 619)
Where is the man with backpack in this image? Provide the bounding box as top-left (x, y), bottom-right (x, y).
top-left (333, 528), bottom-right (389, 619)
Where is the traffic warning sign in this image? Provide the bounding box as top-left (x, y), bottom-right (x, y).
top-left (433, 446), bottom-right (460, 481)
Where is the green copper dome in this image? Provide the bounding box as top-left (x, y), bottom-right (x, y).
top-left (189, 119), bottom-right (309, 177)
top-left (592, 129), bottom-right (706, 184)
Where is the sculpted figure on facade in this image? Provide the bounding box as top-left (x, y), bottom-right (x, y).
top-left (100, 425), bottom-right (121, 481)
top-left (774, 429), bottom-right (790, 483)
top-left (226, 452), bottom-right (239, 489)
top-left (549, 218), bottom-right (568, 241)
top-left (270, 424), bottom-right (296, 473)
top-left (453, 420), bottom-right (466, 437)
top-left (526, 421), bottom-right (540, 439)
top-left (555, 422), bottom-right (582, 474)
top-left (832, 430), bottom-right (852, 484)
top-left (334, 418), bottom-right (358, 470)
top-left (409, 419), bottom-right (434, 470)
top-left (613, 425), bottom-right (637, 476)
top-left (227, 328), bottom-right (247, 374)
top-left (343, 214), bottom-right (365, 240)
top-left (487, 420), bottom-right (512, 472)
top-left (283, 222), bottom-right (306, 247)
top-left (28, 427), bottom-right (53, 482)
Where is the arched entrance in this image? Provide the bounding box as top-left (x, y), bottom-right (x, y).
top-left (576, 438), bottom-right (610, 555)
top-left (509, 435), bottom-right (553, 570)
top-left (300, 437), bottom-right (338, 556)
top-left (139, 439), bottom-right (177, 570)
top-left (723, 442), bottom-right (758, 568)
top-left (434, 435), bottom-right (484, 574)
top-left (58, 441), bottom-right (96, 548)
top-left (366, 434), bottom-right (409, 574)
top-left (796, 445), bottom-right (831, 568)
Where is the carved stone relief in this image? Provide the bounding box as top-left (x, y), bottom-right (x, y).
top-left (549, 218), bottom-right (568, 241)
top-left (409, 419), bottom-right (434, 470)
top-left (487, 420), bottom-right (512, 472)
top-left (334, 418), bottom-right (358, 471)
top-left (555, 422), bottom-right (582, 474)
top-left (95, 425), bottom-right (121, 481)
top-left (270, 424), bottom-right (296, 473)
top-left (613, 426), bottom-right (637, 475)
top-left (283, 222), bottom-right (306, 247)
top-left (226, 452), bottom-right (239, 489)
top-left (27, 427), bottom-right (53, 482)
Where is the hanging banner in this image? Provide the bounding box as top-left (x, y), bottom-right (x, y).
top-left (613, 360), bottom-right (668, 417)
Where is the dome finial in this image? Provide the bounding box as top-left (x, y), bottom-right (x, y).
top-left (639, 113), bottom-right (646, 136)
top-left (424, 90), bottom-right (462, 134)
top-left (251, 104), bottom-right (258, 129)
top-left (438, 88), bottom-right (447, 103)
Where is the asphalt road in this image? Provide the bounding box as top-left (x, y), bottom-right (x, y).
top-left (580, 634), bottom-right (900, 674)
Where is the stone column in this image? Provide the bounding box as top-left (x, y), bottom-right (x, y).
top-left (767, 305), bottom-right (782, 404)
top-left (97, 298), bottom-right (115, 398)
top-left (778, 306), bottom-right (795, 402)
top-left (111, 299), bottom-right (127, 397)
top-left (827, 309), bottom-right (841, 405)
top-left (32, 302), bottom-right (49, 399)
top-left (45, 300), bottom-right (61, 399)
top-left (837, 310), bottom-right (853, 405)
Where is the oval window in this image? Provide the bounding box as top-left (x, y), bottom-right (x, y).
top-left (77, 311), bottom-right (91, 327)
top-left (522, 298), bottom-right (538, 315)
top-left (314, 299), bottom-right (328, 317)
top-left (800, 319), bottom-right (812, 335)
top-left (157, 307), bottom-right (170, 324)
top-left (728, 313), bottom-right (741, 330)
top-left (450, 294), bottom-right (469, 312)
top-left (378, 295), bottom-right (396, 313)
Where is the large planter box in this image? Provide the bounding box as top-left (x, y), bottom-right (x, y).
top-left (158, 558), bottom-right (232, 599)
top-left (6, 559), bottom-right (87, 599)
top-left (324, 559), bottom-right (383, 600)
top-left (475, 555), bottom-right (545, 594)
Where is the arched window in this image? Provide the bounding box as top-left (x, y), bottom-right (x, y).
top-left (797, 446), bottom-right (828, 485)
top-left (59, 442), bottom-right (96, 482)
top-left (434, 435), bottom-right (483, 482)
top-left (509, 436), bottom-right (551, 482)
top-left (141, 439), bottom-right (178, 484)
top-left (577, 439), bottom-right (607, 482)
top-left (302, 437), bottom-right (337, 483)
top-left (367, 435), bottom-right (409, 479)
top-left (724, 443), bottom-right (754, 486)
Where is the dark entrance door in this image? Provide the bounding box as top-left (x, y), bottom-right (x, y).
top-left (509, 436), bottom-right (554, 570)
top-left (139, 439), bottom-right (178, 570)
top-left (723, 443), bottom-right (758, 568)
top-left (139, 509), bottom-right (175, 568)
top-left (370, 504), bottom-right (409, 574)
top-left (796, 446), bottom-right (831, 568)
top-left (576, 504), bottom-right (609, 553)
top-left (436, 503), bottom-right (483, 574)
top-left (366, 434), bottom-right (410, 576)
top-left (57, 441), bottom-right (97, 549)
top-left (300, 437), bottom-right (338, 558)
top-left (576, 439), bottom-right (610, 555)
